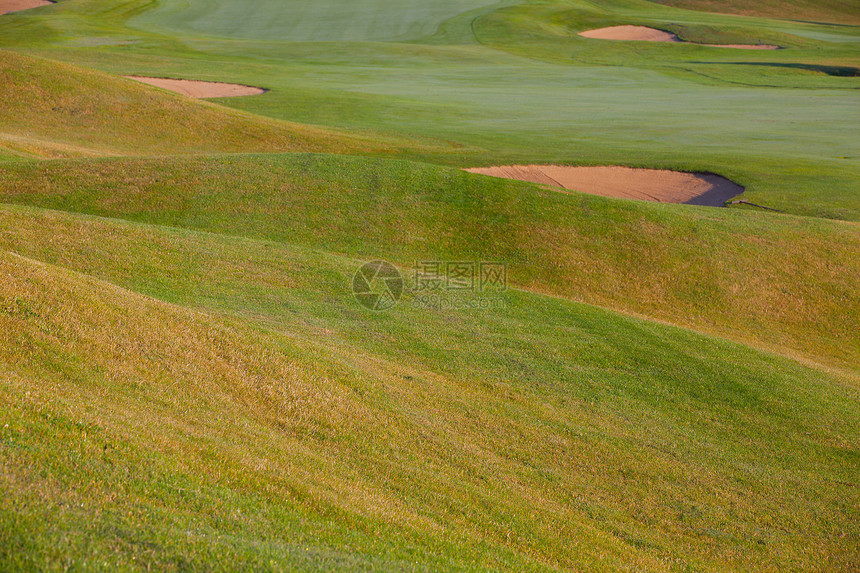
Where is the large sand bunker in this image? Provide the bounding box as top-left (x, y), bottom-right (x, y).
top-left (125, 76), bottom-right (266, 99)
top-left (579, 25), bottom-right (779, 50)
top-left (465, 165), bottom-right (744, 206)
top-left (0, 0), bottom-right (52, 15)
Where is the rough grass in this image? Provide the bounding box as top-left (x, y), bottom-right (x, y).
top-left (0, 203), bottom-right (857, 571)
top-left (0, 153), bottom-right (857, 372)
top-left (0, 50), bottom-right (423, 158)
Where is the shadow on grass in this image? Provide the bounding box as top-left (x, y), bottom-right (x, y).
top-left (698, 62), bottom-right (860, 77)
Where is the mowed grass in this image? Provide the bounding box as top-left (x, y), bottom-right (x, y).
top-left (127, 0), bottom-right (502, 42)
top-left (1, 0), bottom-right (857, 218)
top-left (0, 153), bottom-right (857, 372)
top-left (0, 203), bottom-right (857, 571)
top-left (473, 1), bottom-right (860, 81)
top-left (650, 0), bottom-right (860, 25)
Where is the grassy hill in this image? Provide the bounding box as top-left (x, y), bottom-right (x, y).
top-left (1, 203), bottom-right (857, 571)
top-left (0, 153), bottom-right (857, 372)
top-left (0, 50), bottom-right (418, 159)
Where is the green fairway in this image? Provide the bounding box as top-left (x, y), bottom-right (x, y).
top-left (0, 0), bottom-right (858, 571)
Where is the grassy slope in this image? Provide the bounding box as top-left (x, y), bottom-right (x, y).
top-left (1, 203), bottom-right (857, 571)
top-left (0, 154), bottom-right (857, 373)
top-left (649, 0), bottom-right (860, 26)
top-left (0, 50), bottom-right (422, 158)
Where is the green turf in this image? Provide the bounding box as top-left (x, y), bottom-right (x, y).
top-left (128, 0), bottom-right (504, 42)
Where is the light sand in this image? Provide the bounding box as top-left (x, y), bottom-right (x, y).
top-left (0, 0), bottom-right (52, 15)
top-left (579, 25), bottom-right (779, 50)
top-left (125, 76), bottom-right (266, 99)
top-left (579, 25), bottom-right (680, 42)
top-left (465, 165), bottom-right (744, 206)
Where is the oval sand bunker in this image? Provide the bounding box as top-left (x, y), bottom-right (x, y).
top-left (0, 0), bottom-right (53, 15)
top-left (125, 76), bottom-right (266, 99)
top-left (580, 25), bottom-right (680, 43)
top-left (579, 25), bottom-right (779, 50)
top-left (465, 165), bottom-right (744, 207)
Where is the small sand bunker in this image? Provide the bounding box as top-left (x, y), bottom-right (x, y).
top-left (579, 25), bottom-right (779, 50)
top-left (0, 0), bottom-right (52, 15)
top-left (125, 76), bottom-right (266, 99)
top-left (465, 165), bottom-right (744, 206)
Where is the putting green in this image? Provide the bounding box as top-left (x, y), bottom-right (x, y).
top-left (128, 0), bottom-right (503, 42)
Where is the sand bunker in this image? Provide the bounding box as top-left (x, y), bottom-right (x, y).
top-left (125, 76), bottom-right (266, 99)
top-left (580, 25), bottom-right (681, 43)
top-left (0, 0), bottom-right (52, 15)
top-left (579, 25), bottom-right (779, 50)
top-left (465, 165), bottom-right (744, 206)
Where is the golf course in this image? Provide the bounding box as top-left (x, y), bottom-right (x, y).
top-left (0, 0), bottom-right (857, 571)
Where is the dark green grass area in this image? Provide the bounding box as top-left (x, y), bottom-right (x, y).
top-left (0, 153), bottom-right (857, 371)
top-left (649, 0), bottom-right (860, 26)
top-left (711, 62), bottom-right (860, 77)
top-left (0, 203), bottom-right (857, 571)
